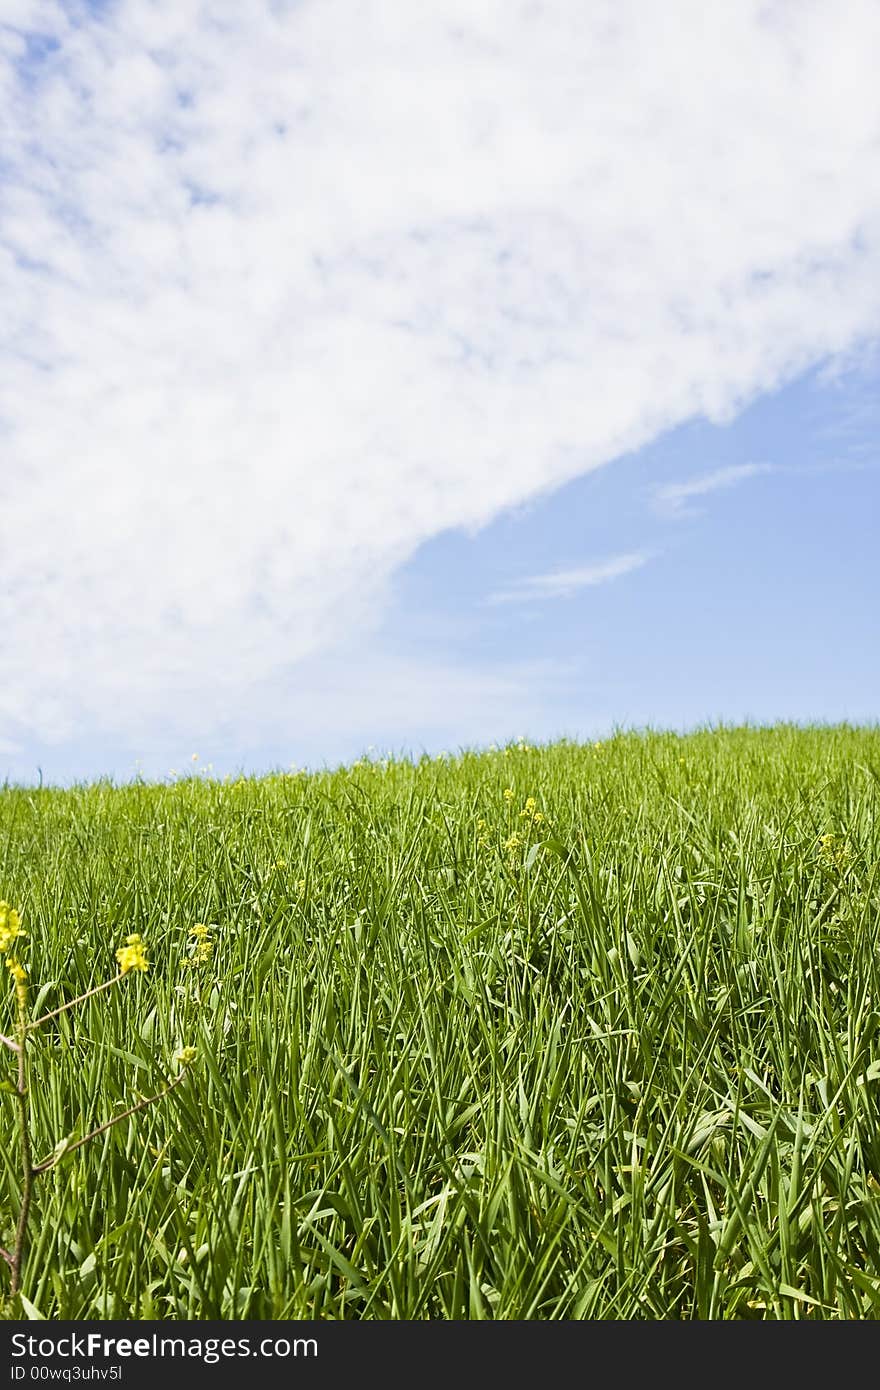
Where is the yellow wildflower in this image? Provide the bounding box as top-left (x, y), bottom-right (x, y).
top-left (0, 901), bottom-right (26, 954)
top-left (818, 833), bottom-right (850, 870)
top-left (116, 933), bottom-right (149, 975)
top-left (187, 923), bottom-right (213, 966)
top-left (533, 811), bottom-right (545, 825)
top-left (175, 1046), bottom-right (198, 1068)
top-left (504, 832), bottom-right (523, 853)
top-left (6, 958), bottom-right (26, 985)
top-left (6, 957), bottom-right (27, 1011)
top-left (503, 787), bottom-right (515, 803)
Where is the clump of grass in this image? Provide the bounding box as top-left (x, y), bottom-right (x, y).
top-left (1, 724), bottom-right (879, 1318)
top-left (0, 906), bottom-right (198, 1314)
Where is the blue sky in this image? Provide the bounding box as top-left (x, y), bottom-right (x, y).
top-left (1, 2), bottom-right (879, 784)
top-left (9, 353), bottom-right (877, 785)
top-left (394, 362), bottom-right (879, 723)
top-left (229, 354), bottom-right (880, 775)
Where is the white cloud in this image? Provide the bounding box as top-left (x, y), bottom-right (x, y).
top-left (1, 0), bottom-right (880, 750)
top-left (653, 463), bottom-right (775, 517)
top-left (488, 552), bottom-right (650, 604)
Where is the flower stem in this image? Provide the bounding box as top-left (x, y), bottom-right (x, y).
top-left (10, 993), bottom-right (32, 1295)
top-left (31, 1070), bottom-right (189, 1175)
top-left (28, 975), bottom-right (119, 1031)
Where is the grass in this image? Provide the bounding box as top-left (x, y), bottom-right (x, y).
top-left (1, 723), bottom-right (880, 1319)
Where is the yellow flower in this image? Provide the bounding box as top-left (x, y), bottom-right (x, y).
top-left (504, 832), bottom-right (523, 852)
top-left (186, 923), bottom-right (213, 966)
top-left (6, 957), bottom-right (27, 1011)
top-left (0, 902), bottom-right (26, 954)
top-left (533, 811), bottom-right (545, 824)
top-left (818, 833), bottom-right (850, 870)
top-left (116, 933), bottom-right (149, 975)
top-left (296, 878), bottom-right (307, 894)
top-left (175, 1046), bottom-right (198, 1068)
top-left (503, 787), bottom-right (515, 803)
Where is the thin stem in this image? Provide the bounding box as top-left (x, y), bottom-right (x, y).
top-left (32, 1070), bottom-right (189, 1175)
top-left (11, 1008), bottom-right (31, 1296)
top-left (0, 1247), bottom-right (12, 1269)
top-left (0, 1032), bottom-right (19, 1053)
top-left (29, 975), bottom-right (119, 1031)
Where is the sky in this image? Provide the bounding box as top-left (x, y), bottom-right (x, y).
top-left (1, 0), bottom-right (878, 784)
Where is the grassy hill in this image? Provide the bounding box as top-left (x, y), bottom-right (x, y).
top-left (2, 725), bottom-right (879, 1318)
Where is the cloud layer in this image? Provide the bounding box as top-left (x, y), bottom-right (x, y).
top-left (2, 0), bottom-right (880, 748)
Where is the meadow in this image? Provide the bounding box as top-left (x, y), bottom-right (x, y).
top-left (1, 724), bottom-right (879, 1320)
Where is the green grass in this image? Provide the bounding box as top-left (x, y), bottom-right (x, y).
top-left (2, 724), bottom-right (880, 1319)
